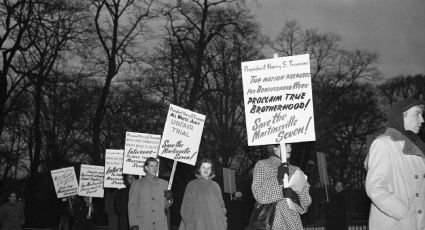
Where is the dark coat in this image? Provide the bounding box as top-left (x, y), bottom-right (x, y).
top-left (0, 202), bottom-right (25, 230)
top-left (114, 187), bottom-right (130, 230)
top-left (74, 198), bottom-right (95, 230)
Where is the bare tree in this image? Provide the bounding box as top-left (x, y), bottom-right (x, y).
top-left (269, 21), bottom-right (381, 186)
top-left (319, 83), bottom-right (384, 185)
top-left (102, 81), bottom-right (166, 149)
top-left (200, 9), bottom-right (264, 169)
top-left (13, 0), bottom-right (89, 177)
top-left (42, 75), bottom-right (95, 170)
top-left (269, 20), bottom-right (303, 56)
top-left (88, 0), bottom-right (156, 164)
top-left (379, 74), bottom-right (425, 103)
top-left (160, 0), bottom-right (247, 110)
top-left (378, 74), bottom-right (425, 140)
top-left (0, 0), bottom-right (36, 136)
top-left (0, 93), bottom-right (31, 181)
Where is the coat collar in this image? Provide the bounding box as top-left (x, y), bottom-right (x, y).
top-left (195, 173), bottom-right (215, 180)
top-left (383, 127), bottom-right (425, 157)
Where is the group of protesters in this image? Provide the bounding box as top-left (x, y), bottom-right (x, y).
top-left (257, 97), bottom-right (425, 230)
top-left (55, 157), bottom-right (227, 230)
top-left (2, 97), bottom-right (424, 230)
top-left (244, 96), bottom-right (425, 230)
top-left (125, 157), bottom-right (227, 230)
top-left (107, 145), bottom-right (312, 230)
top-left (103, 145), bottom-right (313, 230)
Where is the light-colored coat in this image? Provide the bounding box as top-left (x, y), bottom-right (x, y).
top-left (180, 175), bottom-right (227, 230)
top-left (366, 128), bottom-right (425, 230)
top-left (128, 176), bottom-right (170, 230)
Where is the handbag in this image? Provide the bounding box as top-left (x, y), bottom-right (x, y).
top-left (247, 202), bottom-right (277, 230)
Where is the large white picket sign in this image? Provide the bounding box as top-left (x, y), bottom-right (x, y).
top-left (158, 104), bottom-right (205, 166)
top-left (241, 54), bottom-right (316, 146)
top-left (104, 149), bottom-right (125, 189)
top-left (78, 164), bottom-right (104, 198)
top-left (51, 167), bottom-right (79, 198)
top-left (123, 132), bottom-right (161, 175)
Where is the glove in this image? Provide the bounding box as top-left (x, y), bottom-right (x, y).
top-left (277, 163), bottom-right (289, 185)
top-left (164, 190), bottom-right (173, 201)
top-left (282, 187), bottom-right (301, 207)
top-left (130, 226), bottom-right (139, 230)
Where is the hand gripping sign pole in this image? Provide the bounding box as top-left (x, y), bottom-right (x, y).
top-left (273, 53), bottom-right (293, 210)
top-left (280, 142), bottom-right (289, 186)
top-left (88, 197), bottom-right (92, 219)
top-left (265, 53), bottom-right (290, 186)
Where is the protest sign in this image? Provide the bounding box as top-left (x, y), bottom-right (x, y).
top-left (241, 54), bottom-right (315, 146)
top-left (104, 149), bottom-right (125, 188)
top-left (158, 104), bottom-right (206, 166)
top-left (51, 167), bottom-right (79, 198)
top-left (223, 168), bottom-right (236, 194)
top-left (123, 132), bottom-right (161, 175)
top-left (78, 164), bottom-right (104, 198)
top-left (317, 152), bottom-right (330, 201)
top-left (316, 152), bottom-right (330, 185)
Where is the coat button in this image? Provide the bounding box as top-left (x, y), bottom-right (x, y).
top-left (419, 210), bottom-right (422, 214)
top-left (417, 193), bottom-right (420, 197)
top-left (415, 175), bottom-right (419, 179)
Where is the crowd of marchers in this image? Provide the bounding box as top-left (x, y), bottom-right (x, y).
top-left (1, 97), bottom-right (425, 230)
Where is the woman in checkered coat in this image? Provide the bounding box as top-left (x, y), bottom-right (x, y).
top-left (252, 144), bottom-right (312, 230)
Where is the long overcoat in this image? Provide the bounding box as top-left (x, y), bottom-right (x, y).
top-left (0, 202), bottom-right (25, 230)
top-left (128, 177), bottom-right (170, 230)
top-left (180, 174), bottom-right (227, 230)
top-left (366, 128), bottom-right (425, 230)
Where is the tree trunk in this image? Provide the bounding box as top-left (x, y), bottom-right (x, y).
top-left (0, 71), bottom-right (7, 137)
top-left (91, 71), bottom-right (114, 165)
top-left (30, 77), bottom-right (44, 177)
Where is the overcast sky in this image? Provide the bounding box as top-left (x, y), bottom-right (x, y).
top-left (248, 0), bottom-right (425, 79)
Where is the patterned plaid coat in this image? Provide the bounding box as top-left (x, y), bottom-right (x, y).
top-left (252, 156), bottom-right (312, 230)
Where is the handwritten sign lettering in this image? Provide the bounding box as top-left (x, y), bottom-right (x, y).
top-left (241, 54), bottom-right (315, 145)
top-left (123, 132), bottom-right (161, 175)
top-left (158, 104), bottom-right (205, 165)
top-left (51, 167), bottom-right (79, 198)
top-left (78, 164), bottom-right (104, 198)
top-left (104, 149), bottom-right (125, 188)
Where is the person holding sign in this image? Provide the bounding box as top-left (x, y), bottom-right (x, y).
top-left (365, 98), bottom-right (425, 229)
top-left (251, 144), bottom-right (311, 230)
top-left (74, 196), bottom-right (95, 230)
top-left (179, 158), bottom-right (227, 230)
top-left (128, 157), bottom-right (173, 230)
